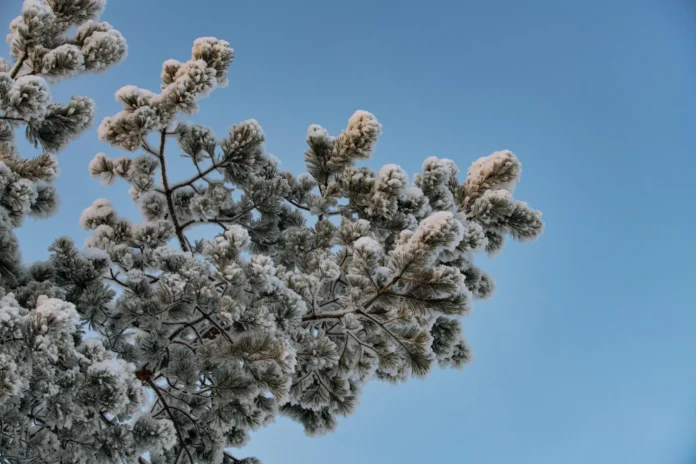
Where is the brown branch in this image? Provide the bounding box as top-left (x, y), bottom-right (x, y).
top-left (193, 157), bottom-right (215, 187)
top-left (223, 451), bottom-right (244, 463)
top-left (167, 316), bottom-right (207, 341)
top-left (0, 115), bottom-right (26, 123)
top-left (152, 402), bottom-right (198, 426)
top-left (356, 309), bottom-right (411, 353)
top-left (171, 339), bottom-right (196, 353)
top-left (144, 376), bottom-right (194, 464)
top-left (318, 298), bottom-right (339, 308)
top-left (99, 411), bottom-right (114, 426)
top-left (286, 198), bottom-right (311, 211)
top-left (170, 159), bottom-right (224, 191)
top-left (286, 198), bottom-right (343, 216)
top-left (151, 129), bottom-right (189, 251)
top-left (142, 140), bottom-right (159, 157)
top-left (195, 306), bottom-right (234, 346)
top-left (106, 269), bottom-right (129, 289)
top-left (9, 54), bottom-right (27, 79)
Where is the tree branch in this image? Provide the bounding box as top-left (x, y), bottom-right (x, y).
top-left (195, 306), bottom-right (234, 346)
top-left (0, 115), bottom-right (27, 123)
top-left (286, 198), bottom-right (311, 211)
top-left (223, 451), bottom-right (244, 463)
top-left (144, 376), bottom-right (194, 464)
top-left (180, 204), bottom-right (256, 232)
top-left (285, 198), bottom-right (343, 216)
top-left (152, 129), bottom-right (189, 251)
top-left (170, 159), bottom-right (224, 191)
top-left (302, 269), bottom-right (405, 322)
top-left (167, 316), bottom-right (207, 341)
top-left (9, 54), bottom-right (27, 79)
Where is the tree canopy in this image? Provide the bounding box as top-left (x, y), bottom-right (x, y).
top-left (0, 2), bottom-right (543, 463)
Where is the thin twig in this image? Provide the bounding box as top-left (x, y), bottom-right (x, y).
top-left (0, 115), bottom-right (26, 123)
top-left (170, 159), bottom-right (224, 191)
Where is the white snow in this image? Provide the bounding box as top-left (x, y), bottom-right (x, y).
top-left (354, 236), bottom-right (382, 256)
top-left (224, 224), bottom-right (250, 251)
top-left (6, 75), bottom-right (51, 120)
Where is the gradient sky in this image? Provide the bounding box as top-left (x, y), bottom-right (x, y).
top-left (2, 0), bottom-right (695, 463)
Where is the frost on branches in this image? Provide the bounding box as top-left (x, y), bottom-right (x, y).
top-left (50, 36), bottom-right (544, 463)
top-left (0, 0), bottom-right (127, 285)
top-left (0, 1), bottom-right (131, 463)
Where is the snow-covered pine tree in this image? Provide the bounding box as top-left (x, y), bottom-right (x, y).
top-left (0, 0), bottom-right (127, 282)
top-left (63, 35), bottom-right (543, 463)
top-left (0, 1), bottom-right (135, 463)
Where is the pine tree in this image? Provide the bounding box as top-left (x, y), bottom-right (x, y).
top-left (1, 7), bottom-right (544, 463)
top-left (0, 1), bottom-right (132, 463)
top-left (69, 35), bottom-right (543, 463)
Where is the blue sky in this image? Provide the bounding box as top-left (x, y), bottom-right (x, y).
top-left (2, 0), bottom-right (695, 463)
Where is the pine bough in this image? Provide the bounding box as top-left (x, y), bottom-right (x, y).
top-left (1, 1), bottom-right (131, 463)
top-left (0, 2), bottom-right (543, 463)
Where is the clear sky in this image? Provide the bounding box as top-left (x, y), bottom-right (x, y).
top-left (1, 0), bottom-right (695, 463)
